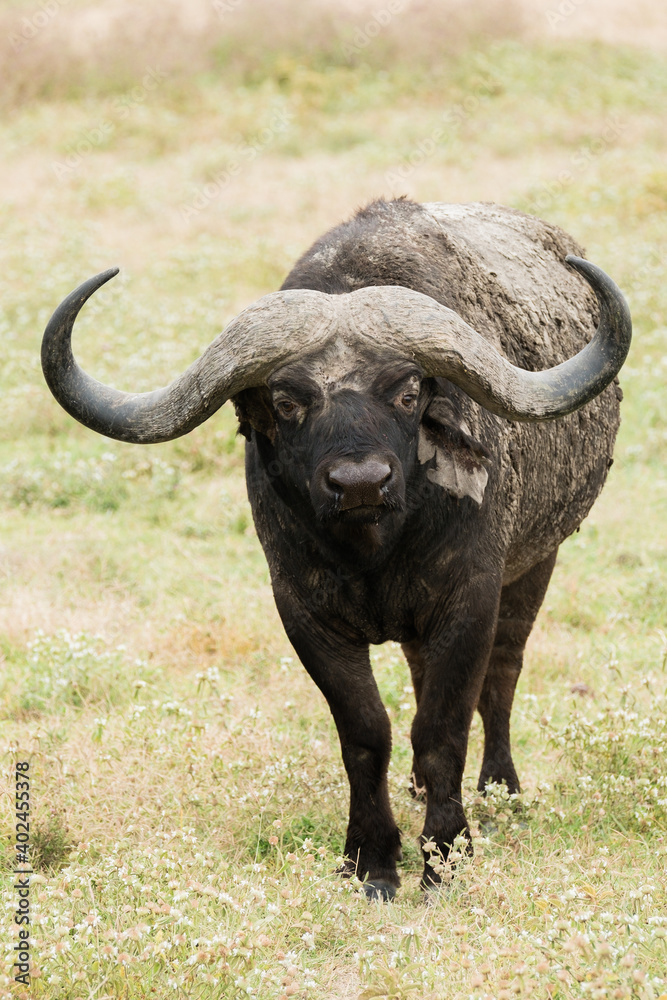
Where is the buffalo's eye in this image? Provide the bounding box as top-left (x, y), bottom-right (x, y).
top-left (276, 399), bottom-right (299, 418)
top-left (397, 390), bottom-right (419, 412)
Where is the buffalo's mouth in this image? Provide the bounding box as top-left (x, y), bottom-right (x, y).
top-left (317, 487), bottom-right (407, 555)
top-left (330, 499), bottom-right (396, 524)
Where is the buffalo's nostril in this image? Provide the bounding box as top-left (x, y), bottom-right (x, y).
top-left (328, 459), bottom-right (392, 491)
top-left (328, 459), bottom-right (392, 509)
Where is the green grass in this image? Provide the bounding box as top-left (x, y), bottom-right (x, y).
top-left (0, 25), bottom-right (666, 1000)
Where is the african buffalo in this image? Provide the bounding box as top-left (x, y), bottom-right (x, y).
top-left (41, 199), bottom-right (631, 898)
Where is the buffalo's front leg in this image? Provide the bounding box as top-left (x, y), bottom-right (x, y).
top-left (411, 582), bottom-right (500, 889)
top-left (275, 592), bottom-right (402, 899)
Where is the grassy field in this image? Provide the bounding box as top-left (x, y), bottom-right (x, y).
top-left (1, 2), bottom-right (666, 997)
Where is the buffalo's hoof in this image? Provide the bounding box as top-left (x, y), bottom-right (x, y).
top-left (362, 879), bottom-right (397, 902)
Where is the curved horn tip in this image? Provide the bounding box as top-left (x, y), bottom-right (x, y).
top-left (81, 267), bottom-right (121, 295)
top-left (564, 254), bottom-right (603, 284)
top-left (53, 267), bottom-right (121, 311)
top-left (563, 254), bottom-right (631, 320)
top-left (564, 253), bottom-right (588, 273)
top-left (90, 267), bottom-right (120, 291)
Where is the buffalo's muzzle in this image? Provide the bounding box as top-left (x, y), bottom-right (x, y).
top-left (326, 458), bottom-right (392, 510)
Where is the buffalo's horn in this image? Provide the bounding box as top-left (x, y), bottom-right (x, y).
top-left (352, 255), bottom-right (631, 421)
top-left (41, 269), bottom-right (335, 443)
top-left (42, 256), bottom-right (630, 441)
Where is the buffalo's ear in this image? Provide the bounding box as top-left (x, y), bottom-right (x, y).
top-left (418, 396), bottom-right (491, 505)
top-left (232, 387), bottom-right (277, 442)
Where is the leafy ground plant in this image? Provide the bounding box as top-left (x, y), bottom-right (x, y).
top-left (30, 810), bottom-right (73, 874)
top-left (0, 630), bottom-right (159, 718)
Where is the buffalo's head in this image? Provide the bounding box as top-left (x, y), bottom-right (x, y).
top-left (236, 344), bottom-right (422, 548)
top-left (41, 258), bottom-right (631, 552)
top-left (234, 338), bottom-right (495, 555)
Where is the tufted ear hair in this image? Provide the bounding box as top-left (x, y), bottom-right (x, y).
top-left (232, 387), bottom-right (277, 442)
top-left (418, 395), bottom-right (491, 505)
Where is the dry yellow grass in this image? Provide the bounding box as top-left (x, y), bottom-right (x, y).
top-left (4, 0), bottom-right (667, 115)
